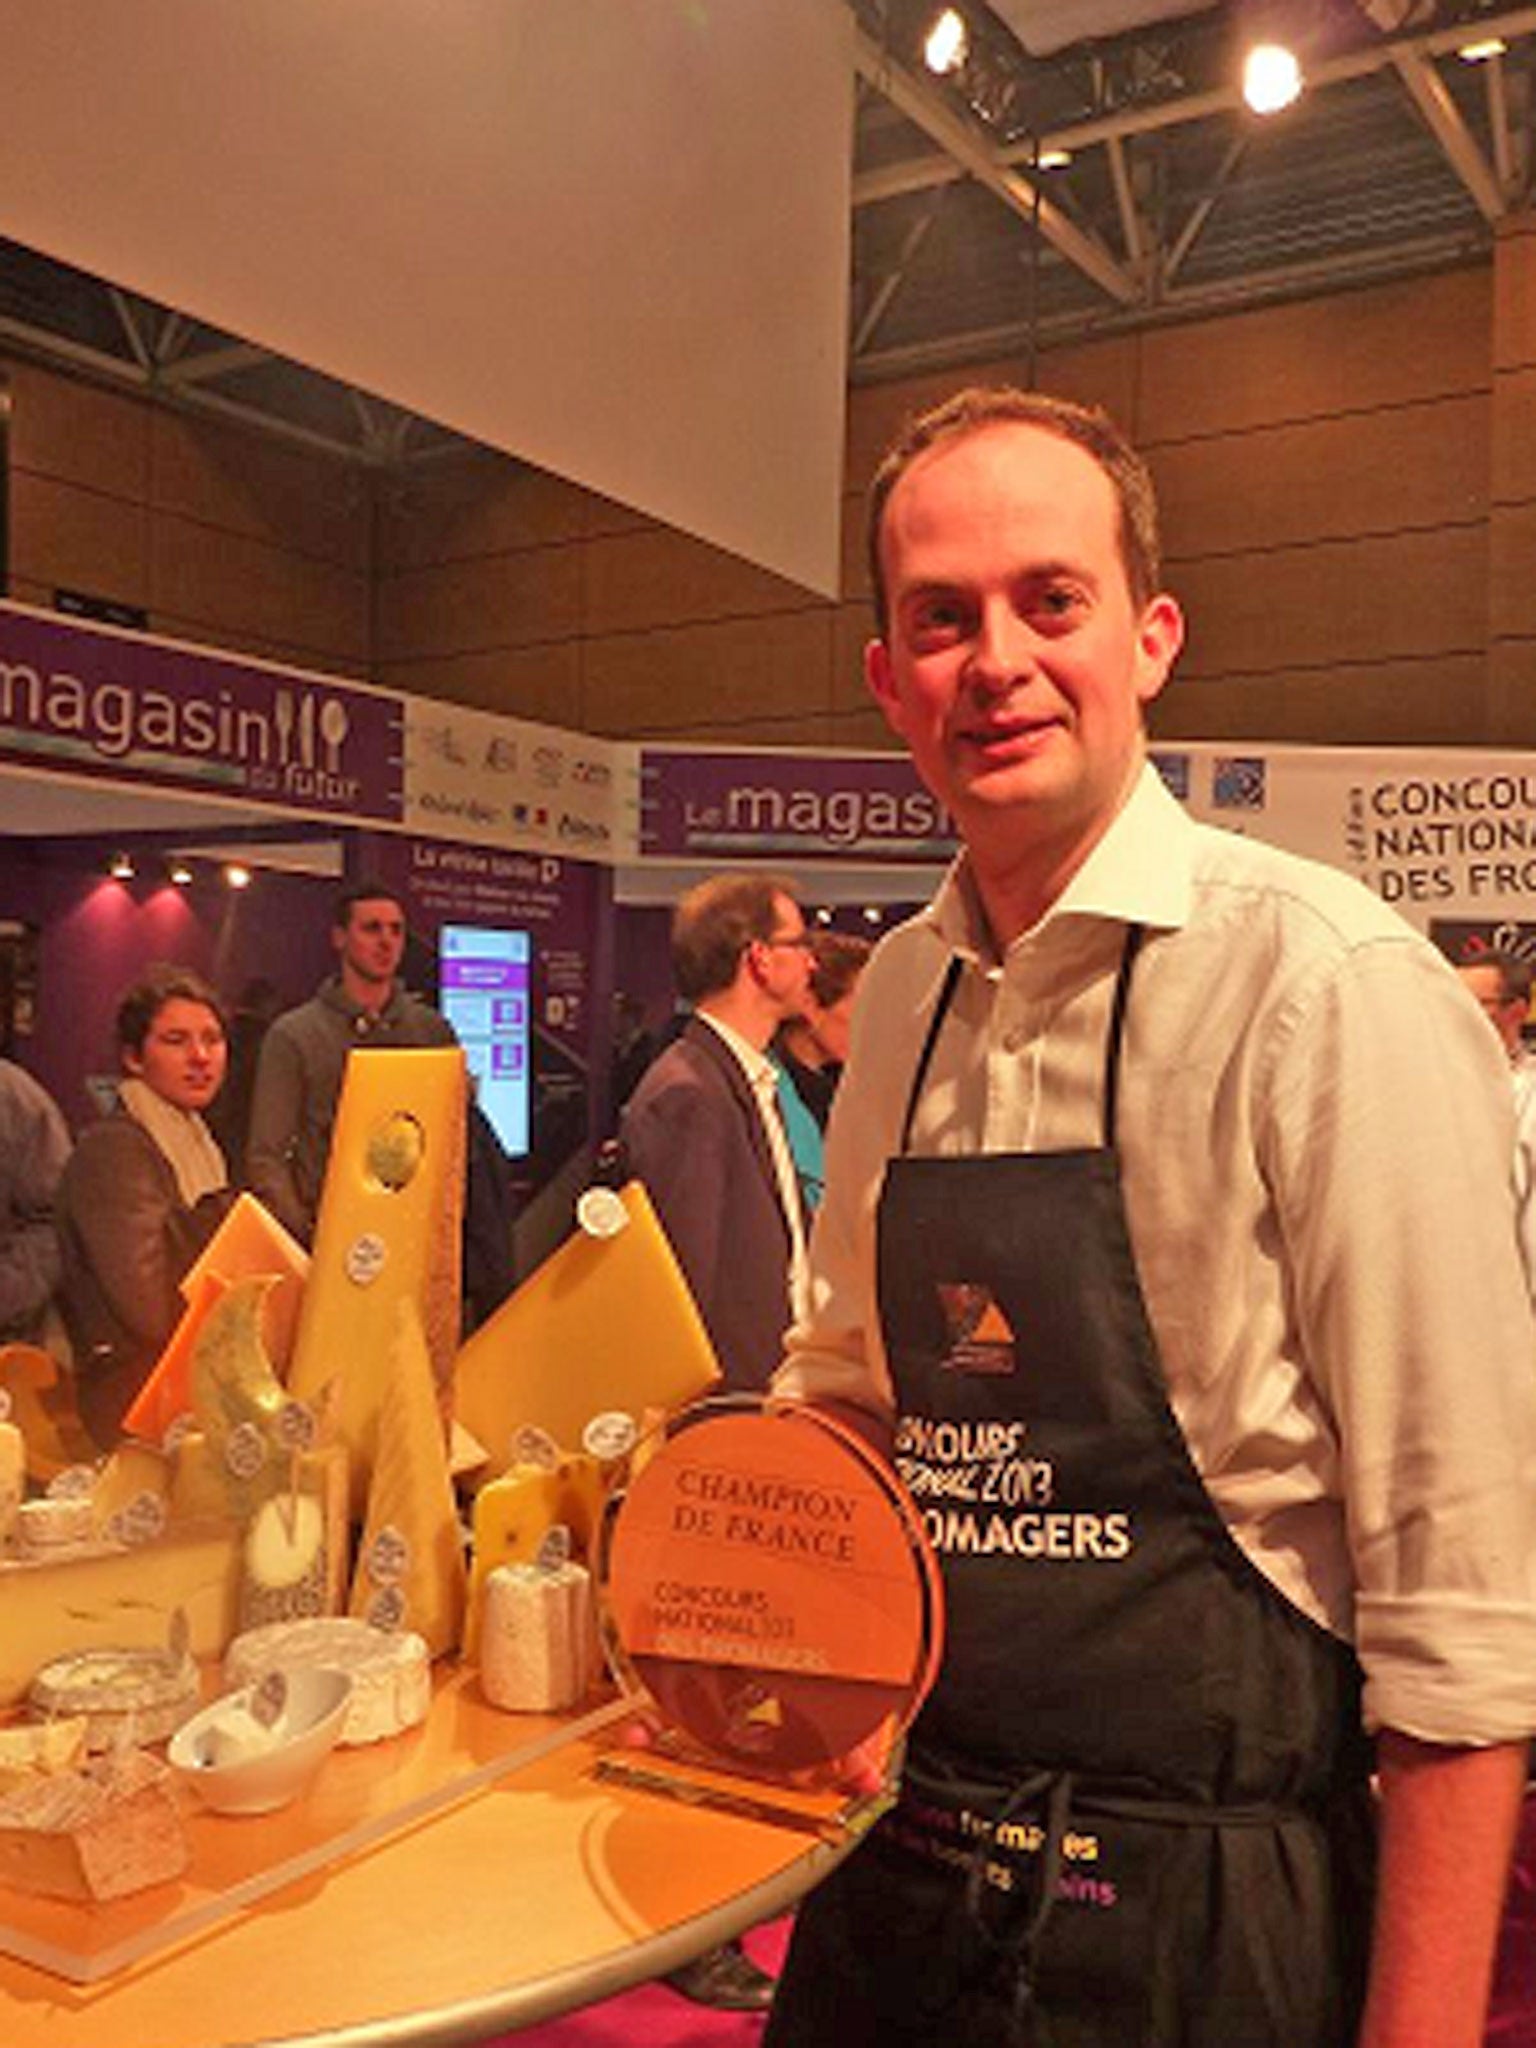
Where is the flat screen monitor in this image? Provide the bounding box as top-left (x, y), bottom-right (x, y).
top-left (438, 924), bottom-right (532, 1158)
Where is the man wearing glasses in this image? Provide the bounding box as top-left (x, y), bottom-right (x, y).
top-left (621, 872), bottom-right (815, 1395)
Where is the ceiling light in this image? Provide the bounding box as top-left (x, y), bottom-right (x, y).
top-left (862, 905), bottom-right (883, 926)
top-left (815, 906), bottom-right (834, 926)
top-left (1036, 146), bottom-right (1073, 170)
top-left (223, 862), bottom-right (253, 891)
top-left (167, 858), bottom-right (193, 887)
top-left (923, 8), bottom-right (968, 76)
top-left (1242, 42), bottom-right (1303, 116)
top-left (108, 852), bottom-right (135, 880)
top-left (1458, 38), bottom-right (1507, 62)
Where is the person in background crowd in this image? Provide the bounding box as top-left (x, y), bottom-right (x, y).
top-left (619, 871), bottom-right (816, 2017)
top-left (246, 881), bottom-right (456, 1244)
top-left (56, 965), bottom-right (234, 1446)
top-left (608, 990), bottom-right (659, 1118)
top-left (206, 973), bottom-right (281, 1187)
top-left (774, 931), bottom-right (873, 1132)
top-left (772, 932), bottom-right (873, 1215)
top-left (1455, 946), bottom-right (1536, 1300)
top-left (0, 1056), bottom-right (71, 1345)
top-left (765, 387), bottom-right (1536, 2048)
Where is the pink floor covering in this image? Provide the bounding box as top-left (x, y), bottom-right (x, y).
top-left (488, 1917), bottom-right (793, 2048)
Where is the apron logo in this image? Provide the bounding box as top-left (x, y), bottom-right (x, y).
top-left (935, 1282), bottom-right (1017, 1376)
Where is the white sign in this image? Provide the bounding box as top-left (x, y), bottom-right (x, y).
top-left (402, 701), bottom-right (638, 862)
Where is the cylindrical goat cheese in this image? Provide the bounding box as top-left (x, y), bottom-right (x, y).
top-left (480, 1562), bottom-right (594, 1713)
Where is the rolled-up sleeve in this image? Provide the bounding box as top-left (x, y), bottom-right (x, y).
top-left (1265, 938), bottom-right (1536, 1743)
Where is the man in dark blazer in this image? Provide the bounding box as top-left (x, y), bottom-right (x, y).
top-left (621, 871), bottom-right (814, 1394)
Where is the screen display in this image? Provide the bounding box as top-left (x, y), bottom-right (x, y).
top-left (438, 924), bottom-right (532, 1157)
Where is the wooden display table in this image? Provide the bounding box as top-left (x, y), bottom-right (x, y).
top-left (0, 1672), bottom-right (859, 2048)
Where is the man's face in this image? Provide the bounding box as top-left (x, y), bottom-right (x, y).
top-left (1457, 962), bottom-right (1524, 1056)
top-left (751, 892), bottom-right (815, 1021)
top-left (866, 422), bottom-right (1183, 878)
top-left (334, 897), bottom-right (406, 988)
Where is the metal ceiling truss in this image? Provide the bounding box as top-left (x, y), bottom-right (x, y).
top-left (850, 2), bottom-right (1536, 372)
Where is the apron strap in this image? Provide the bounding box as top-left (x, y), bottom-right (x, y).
top-left (1101, 925), bottom-right (1144, 1152)
top-left (898, 928), bottom-right (1146, 1160)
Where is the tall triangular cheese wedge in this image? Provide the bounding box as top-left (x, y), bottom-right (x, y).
top-left (348, 1300), bottom-right (466, 1659)
top-left (288, 1048), bottom-right (466, 1517)
top-left (453, 1181), bottom-right (720, 1482)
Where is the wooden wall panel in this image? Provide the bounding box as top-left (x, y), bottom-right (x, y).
top-left (8, 470), bottom-right (150, 604)
top-left (1156, 394), bottom-right (1488, 562)
top-left (1155, 653), bottom-right (1489, 747)
top-left (1174, 526), bottom-right (1486, 679)
top-left (151, 411), bottom-right (370, 571)
top-left (1491, 363), bottom-right (1536, 506)
top-left (583, 528), bottom-right (810, 637)
top-left (1489, 641), bottom-right (1536, 745)
top-left (1491, 501), bottom-right (1536, 640)
top-left (6, 361), bottom-right (150, 498)
top-left (375, 454), bottom-right (588, 572)
top-left (374, 547), bottom-right (582, 663)
top-left (1494, 214), bottom-right (1536, 373)
top-left (374, 643), bottom-right (582, 728)
top-left (1139, 268), bottom-right (1491, 444)
top-left (149, 512), bottom-right (370, 668)
top-left (580, 611), bottom-right (836, 742)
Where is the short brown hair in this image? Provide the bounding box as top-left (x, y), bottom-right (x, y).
top-left (1458, 947), bottom-right (1534, 1009)
top-left (810, 932), bottom-right (872, 1009)
top-left (866, 386), bottom-right (1163, 636)
top-left (333, 879), bottom-right (404, 930)
top-left (671, 874), bottom-right (799, 1004)
top-left (116, 964), bottom-right (225, 1057)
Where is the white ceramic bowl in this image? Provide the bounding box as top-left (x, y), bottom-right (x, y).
top-left (168, 1666), bottom-right (353, 1816)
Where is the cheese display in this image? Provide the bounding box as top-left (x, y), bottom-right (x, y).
top-left (120, 1271), bottom-right (229, 1446)
top-left (238, 1442), bottom-right (350, 1629)
top-left (288, 1048), bottom-right (467, 1516)
top-left (0, 1521), bottom-right (242, 1707)
top-left (480, 1560), bottom-right (595, 1713)
top-left (14, 1494), bottom-right (94, 1555)
top-left (90, 1440), bottom-right (173, 1545)
top-left (346, 1301), bottom-right (465, 1658)
top-left (453, 1181), bottom-right (720, 1481)
top-left (28, 1644), bottom-right (200, 1751)
top-left (0, 1716), bottom-right (88, 1796)
top-left (0, 1401), bottom-right (21, 1549)
top-left (463, 1447), bottom-right (606, 1658)
top-left (224, 1617), bottom-right (431, 1746)
top-left (0, 1748), bottom-right (188, 1902)
top-left (0, 1342), bottom-right (98, 1486)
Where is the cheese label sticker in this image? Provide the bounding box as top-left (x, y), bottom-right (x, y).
top-left (366, 1525), bottom-right (411, 1587)
top-left (46, 1463), bottom-right (97, 1500)
top-left (512, 1424), bottom-right (561, 1472)
top-left (345, 1232), bottom-right (389, 1286)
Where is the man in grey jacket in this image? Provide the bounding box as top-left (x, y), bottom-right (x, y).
top-left (246, 882), bottom-right (456, 1244)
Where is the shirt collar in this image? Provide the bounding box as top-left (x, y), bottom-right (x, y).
top-left (924, 761), bottom-right (1195, 960)
top-left (695, 1008), bottom-right (774, 1091)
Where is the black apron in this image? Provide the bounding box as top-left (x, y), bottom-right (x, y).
top-left (766, 930), bottom-right (1375, 2048)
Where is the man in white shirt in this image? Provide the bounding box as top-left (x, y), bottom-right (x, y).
top-left (765, 389), bottom-right (1536, 2048)
top-left (1456, 948), bottom-right (1536, 1299)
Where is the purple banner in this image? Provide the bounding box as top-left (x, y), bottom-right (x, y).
top-left (0, 602), bottom-right (403, 822)
top-left (640, 748), bottom-right (955, 865)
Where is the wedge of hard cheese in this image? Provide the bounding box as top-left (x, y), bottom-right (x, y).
top-left (347, 1302), bottom-right (465, 1658)
top-left (453, 1182), bottom-right (719, 1481)
top-left (0, 1749), bottom-right (188, 1901)
top-left (289, 1048), bottom-right (467, 1516)
top-left (0, 1522), bottom-right (242, 1708)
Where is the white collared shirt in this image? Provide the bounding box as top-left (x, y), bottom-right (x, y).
top-left (696, 1010), bottom-right (811, 1324)
top-left (777, 764), bottom-right (1536, 1746)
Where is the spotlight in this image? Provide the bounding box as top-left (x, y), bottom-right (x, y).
top-left (862, 905), bottom-right (883, 926)
top-left (1242, 42), bottom-right (1303, 115)
top-left (815, 906), bottom-right (834, 926)
top-left (923, 7), bottom-right (967, 76)
top-left (224, 863), bottom-right (253, 891)
top-left (167, 858), bottom-right (193, 887)
top-left (1036, 147), bottom-right (1073, 170)
top-left (108, 852), bottom-right (135, 880)
top-left (1458, 38), bottom-right (1507, 63)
